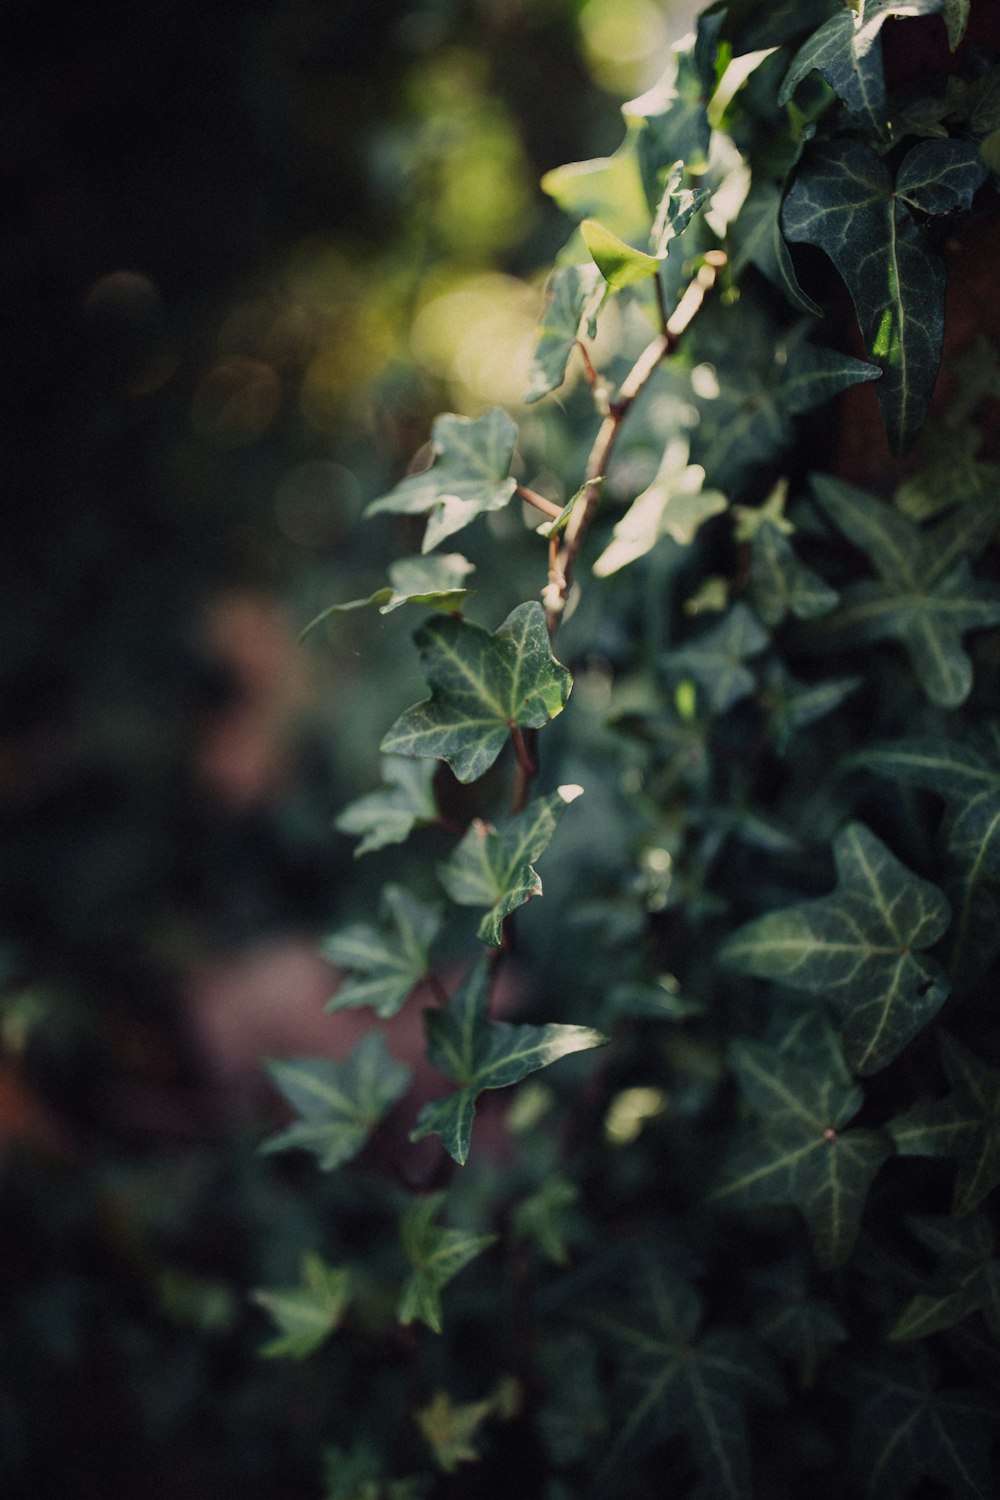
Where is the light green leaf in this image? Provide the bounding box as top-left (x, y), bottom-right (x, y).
top-left (410, 959), bottom-right (607, 1165)
top-left (721, 822), bottom-right (951, 1074)
top-left (438, 787), bottom-right (581, 946)
top-left (889, 1031), bottom-right (1000, 1216)
top-left (714, 1033), bottom-right (890, 1266)
top-left (810, 476), bottom-right (1000, 705)
top-left (365, 408), bottom-right (518, 552)
top-left (582, 218), bottom-right (662, 290)
top-left (749, 519), bottom-right (839, 627)
top-left (301, 554), bottom-right (474, 632)
top-left (593, 439), bottom-right (727, 577)
top-left (397, 1192), bottom-right (497, 1333)
top-left (633, 45), bottom-right (713, 192)
top-left (261, 1033), bottom-right (412, 1170)
top-left (323, 884), bottom-right (442, 1017)
top-left (381, 601), bottom-right (572, 784)
top-left (663, 603), bottom-right (770, 714)
top-left (252, 1254), bottom-right (351, 1360)
top-left (416, 1386), bottom-right (515, 1474)
top-left (541, 131), bottom-right (649, 242)
top-left (524, 263), bottom-right (604, 404)
top-left (782, 140), bottom-right (986, 453)
top-left (335, 757), bottom-right (439, 857)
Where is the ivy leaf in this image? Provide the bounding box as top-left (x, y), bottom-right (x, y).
top-left (438, 786), bottom-right (582, 946)
top-left (650, 162), bottom-right (711, 256)
top-left (593, 438), bottom-right (727, 578)
top-left (713, 1033), bottom-right (890, 1267)
top-left (380, 602), bottom-right (572, 784)
top-left (323, 884), bottom-right (441, 1018)
top-left (944, 0), bottom-right (971, 49)
top-left (365, 408), bottom-right (518, 552)
top-left (810, 476), bottom-right (1000, 706)
top-left (397, 1192), bottom-right (497, 1334)
top-left (524, 263), bottom-right (603, 404)
top-left (763, 662), bottom-right (862, 755)
top-left (581, 218), bottom-right (663, 290)
top-left (782, 140), bottom-right (987, 453)
top-left (416, 1385), bottom-right (517, 1474)
top-left (849, 1351), bottom-right (998, 1500)
top-left (750, 1257), bottom-right (849, 1385)
top-left (301, 554), bottom-right (474, 631)
top-left (261, 1033), bottom-right (412, 1171)
top-left (749, 519), bottom-right (839, 627)
top-left (720, 0), bottom-right (846, 54)
top-left (663, 603), bottom-right (770, 714)
top-left (252, 1254), bottom-right (351, 1360)
top-left (888, 1031), bottom-right (1000, 1217)
top-left (511, 1176), bottom-right (580, 1265)
top-left (335, 757), bottom-right (439, 857)
top-left (586, 1271), bottom-right (784, 1499)
top-left (540, 130), bottom-right (649, 243)
top-left (721, 822), bottom-right (951, 1074)
top-left (410, 959), bottom-right (607, 1165)
top-left (890, 1214), bottom-right (1000, 1341)
top-left (633, 43), bottom-right (713, 193)
top-left (729, 179), bottom-right (822, 316)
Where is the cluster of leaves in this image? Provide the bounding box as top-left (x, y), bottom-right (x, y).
top-left (256, 3), bottom-right (1000, 1496)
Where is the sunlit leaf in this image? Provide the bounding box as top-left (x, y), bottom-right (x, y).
top-left (593, 438), bottom-right (727, 577)
top-left (381, 602), bottom-right (572, 784)
top-left (524, 263), bottom-right (604, 403)
top-left (397, 1192), bottom-right (497, 1333)
top-left (323, 884), bottom-right (441, 1018)
top-left (410, 959), bottom-right (607, 1165)
top-left (751, 1257), bottom-right (848, 1385)
top-left (261, 1033), bottom-right (412, 1171)
top-left (365, 408), bottom-right (518, 552)
top-left (511, 1176), bottom-right (580, 1264)
top-left (335, 757), bottom-right (439, 857)
top-left (438, 787), bottom-right (581, 946)
top-left (541, 131), bottom-right (649, 242)
top-left (721, 822), bottom-right (951, 1074)
top-left (582, 218), bottom-right (663, 290)
top-left (889, 1031), bottom-right (1000, 1216)
top-left (252, 1254), bottom-right (350, 1359)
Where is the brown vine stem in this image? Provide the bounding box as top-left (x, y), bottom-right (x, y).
top-left (516, 483), bottom-right (564, 521)
top-left (543, 251), bottom-right (726, 637)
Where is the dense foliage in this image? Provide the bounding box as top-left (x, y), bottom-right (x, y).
top-left (258, 2), bottom-right (1000, 1495)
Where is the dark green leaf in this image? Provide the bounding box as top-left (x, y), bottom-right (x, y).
top-left (763, 663), bottom-right (862, 754)
top-left (381, 602), bottom-right (572, 784)
top-left (365, 408), bottom-right (518, 552)
top-left (323, 884), bottom-right (442, 1018)
top-left (524, 264), bottom-right (603, 404)
top-left (890, 1214), bottom-right (1000, 1341)
top-left (261, 1033), bottom-right (412, 1171)
top-left (335, 757), bottom-right (439, 857)
top-left (397, 1192), bottom-right (497, 1333)
top-left (438, 786), bottom-right (582, 946)
top-left (749, 519), bottom-right (839, 627)
top-left (663, 603), bottom-right (770, 714)
top-left (511, 1176), bottom-right (580, 1264)
top-left (889, 1031), bottom-right (1000, 1216)
top-left (721, 822), bottom-right (951, 1074)
top-left (252, 1254), bottom-right (351, 1360)
top-left (410, 959), bottom-right (607, 1165)
top-left (729, 179), bottom-right (822, 316)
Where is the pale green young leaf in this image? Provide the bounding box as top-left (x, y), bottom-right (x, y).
top-left (323, 884), bottom-right (441, 1017)
top-left (252, 1253), bottom-right (351, 1360)
top-left (649, 163), bottom-right (711, 257)
top-left (380, 601), bottom-right (572, 784)
top-left (335, 757), bottom-right (439, 857)
top-left (713, 1035), bottom-right (890, 1266)
top-left (261, 1033), bottom-right (412, 1170)
top-left (397, 1192), bottom-right (498, 1333)
top-left (410, 959), bottom-right (607, 1164)
top-left (721, 823), bottom-right (951, 1074)
top-left (581, 218), bottom-right (661, 290)
top-left (365, 408), bottom-right (518, 553)
top-left (438, 786), bottom-right (581, 946)
top-left (749, 519), bottom-right (839, 627)
top-left (888, 1032), bottom-right (1000, 1216)
top-left (524, 263), bottom-right (604, 404)
top-left (593, 438), bottom-right (727, 578)
top-left (540, 130), bottom-right (649, 243)
top-left (663, 603), bottom-right (770, 714)
top-left (416, 1387), bottom-right (512, 1474)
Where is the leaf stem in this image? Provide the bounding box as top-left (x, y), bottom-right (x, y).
top-left (575, 337), bottom-right (600, 389)
top-left (510, 724), bottom-right (538, 813)
top-left (516, 484), bottom-right (564, 521)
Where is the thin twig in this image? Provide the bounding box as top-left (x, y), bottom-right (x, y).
top-left (575, 337), bottom-right (600, 389)
top-left (516, 484), bottom-right (564, 521)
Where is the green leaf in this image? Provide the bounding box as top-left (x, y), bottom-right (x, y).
top-left (663, 603), bottom-right (770, 714)
top-left (365, 408), bottom-right (518, 552)
top-left (889, 1214), bottom-right (1000, 1341)
top-left (416, 1385), bottom-right (516, 1473)
top-left (323, 884), bottom-right (442, 1018)
top-left (581, 218), bottom-right (663, 290)
top-left (850, 1351), bottom-right (998, 1500)
top-left (650, 162), bottom-right (711, 256)
top-left (943, 0), bottom-right (971, 49)
top-left (302, 554), bottom-right (474, 631)
top-left (721, 822), bottom-right (951, 1074)
top-left (438, 786), bottom-right (582, 946)
top-left (714, 1032), bottom-right (890, 1267)
top-left (524, 263), bottom-right (604, 404)
top-left (889, 1031), bottom-right (1000, 1216)
top-left (335, 757), bottom-right (439, 857)
top-left (593, 438), bottom-right (727, 577)
top-left (397, 1192), bottom-right (497, 1333)
top-left (410, 959), bottom-right (607, 1165)
top-left (729, 179), bottom-right (822, 316)
top-left (749, 519), bottom-right (839, 627)
top-left (782, 140), bottom-right (986, 453)
top-left (261, 1033), bottom-right (413, 1170)
top-left (810, 476), bottom-right (1000, 705)
top-left (763, 663), bottom-right (862, 754)
top-left (252, 1253), bottom-right (351, 1360)
top-left (540, 130), bottom-right (649, 242)
top-left (751, 1257), bottom-right (848, 1384)
top-left (511, 1176), bottom-right (580, 1264)
top-left (380, 601), bottom-right (572, 784)
top-left (720, 0), bottom-right (842, 54)
top-left (323, 1444), bottom-right (424, 1500)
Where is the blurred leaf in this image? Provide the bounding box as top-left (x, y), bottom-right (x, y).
top-left (252, 1254), bottom-right (351, 1359)
top-left (524, 264), bottom-right (603, 404)
top-left (663, 603), bottom-right (770, 714)
top-left (593, 439), bottom-right (727, 577)
top-left (301, 554), bottom-right (474, 632)
top-left (323, 1443), bottom-right (425, 1500)
top-left (581, 218), bottom-right (662, 289)
top-left (335, 757), bottom-right (439, 857)
top-left (729, 179), bottom-right (821, 315)
top-left (943, 0), bottom-right (970, 48)
top-left (763, 663), bottom-right (862, 754)
top-left (410, 959), bottom-right (607, 1165)
top-left (324, 884), bottom-right (442, 1018)
top-left (721, 823), bottom-right (951, 1074)
top-left (366, 408), bottom-right (518, 552)
top-left (511, 1176), bottom-right (580, 1264)
top-left (889, 1031), bottom-right (1000, 1216)
top-left (749, 520), bottom-right (839, 627)
top-left (381, 602), bottom-right (572, 784)
top-left (397, 1192), bottom-right (498, 1333)
top-left (890, 1214), bottom-right (1000, 1341)
top-left (541, 131), bottom-right (649, 241)
top-left (262, 1033), bottom-right (412, 1171)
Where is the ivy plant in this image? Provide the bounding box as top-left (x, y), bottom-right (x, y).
top-left (255, 3), bottom-right (1000, 1495)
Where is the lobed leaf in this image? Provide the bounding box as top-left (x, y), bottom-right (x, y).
top-left (888, 1031), bottom-right (1000, 1216)
top-left (323, 884), bottom-right (442, 1018)
top-left (252, 1254), bottom-right (351, 1360)
top-left (524, 263), bottom-right (604, 403)
top-left (663, 603), bottom-right (770, 715)
top-left (397, 1192), bottom-right (497, 1333)
top-left (335, 757), bottom-right (439, 857)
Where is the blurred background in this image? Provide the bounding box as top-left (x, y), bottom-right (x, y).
top-left (1, 1), bottom-right (699, 1492)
